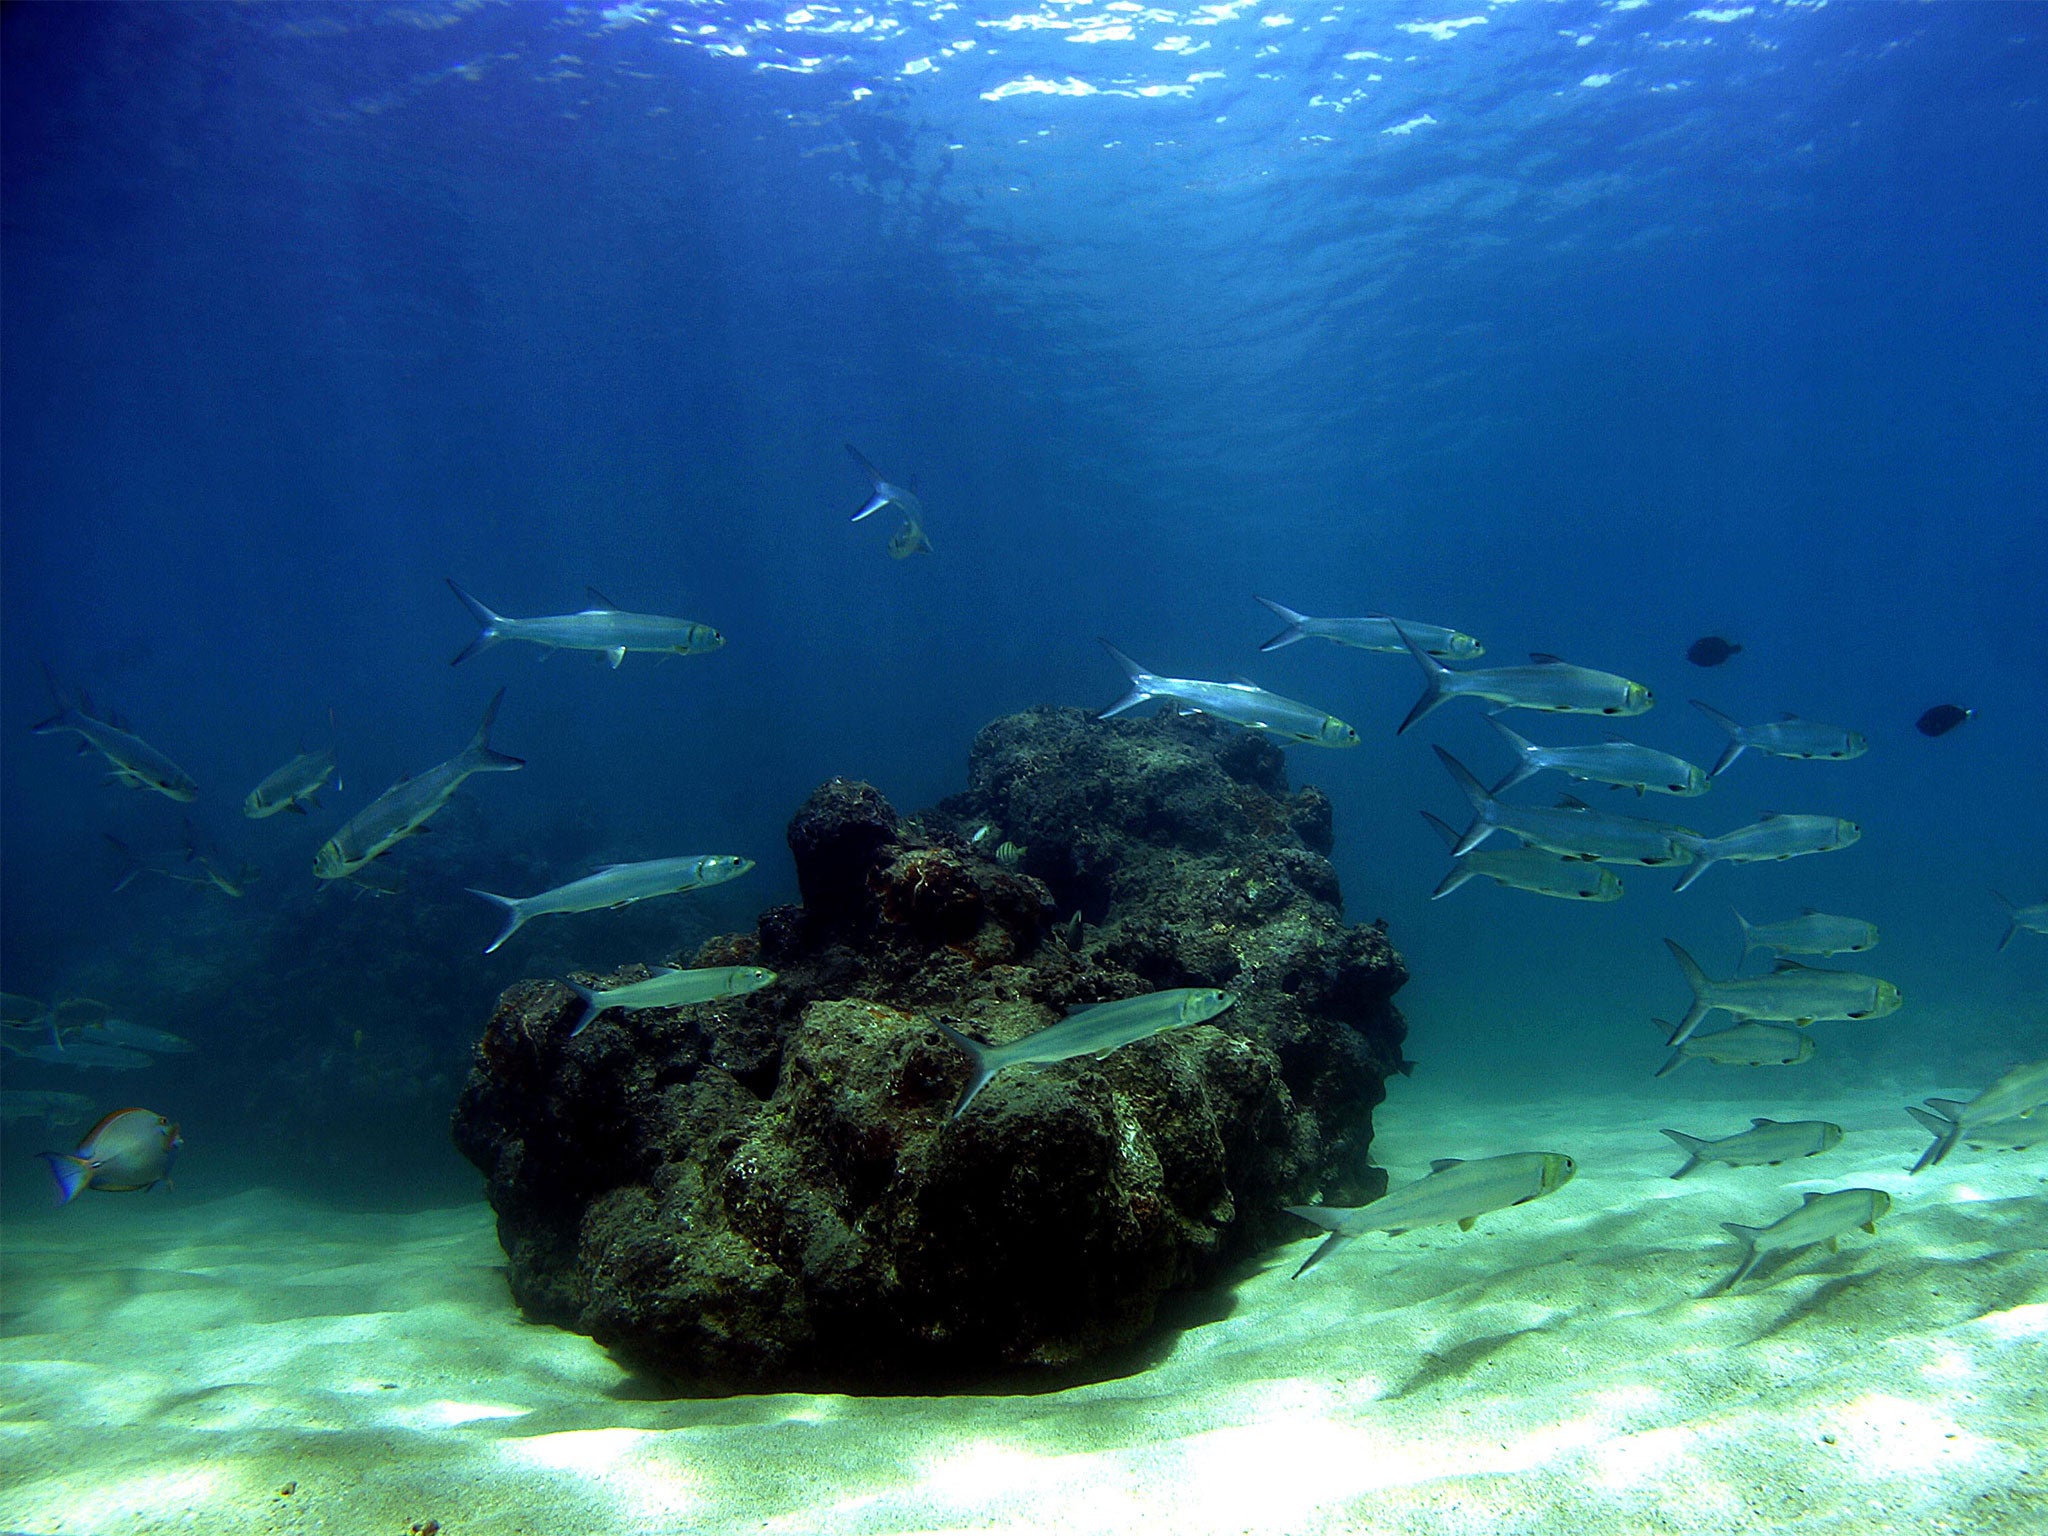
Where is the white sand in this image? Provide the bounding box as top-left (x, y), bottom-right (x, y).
top-left (2, 1077), bottom-right (2043, 1535)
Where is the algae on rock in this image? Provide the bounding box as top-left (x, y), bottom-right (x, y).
top-left (453, 706), bottom-right (1408, 1389)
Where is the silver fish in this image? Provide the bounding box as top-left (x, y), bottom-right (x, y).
top-left (107, 823), bottom-right (252, 898)
top-left (1993, 892), bottom-right (2048, 952)
top-left (1734, 907), bottom-right (1879, 960)
top-left (1487, 719), bottom-right (1710, 798)
top-left (1099, 643), bottom-right (1358, 747)
top-left (1435, 748), bottom-right (1698, 866)
top-left (1942, 1114), bottom-right (2048, 1154)
top-left (40, 1107), bottom-right (182, 1204)
top-left (1660, 1118), bottom-right (1843, 1178)
top-left (1672, 812), bottom-right (1861, 893)
top-left (18, 1039), bottom-right (154, 1070)
top-left (563, 964), bottom-right (777, 1038)
top-left (935, 987), bottom-right (1237, 1119)
top-left (1720, 1188), bottom-right (1888, 1289)
top-left (1654, 1019), bottom-right (1817, 1077)
top-left (1690, 699), bottom-right (1867, 777)
top-left (0, 1089), bottom-right (95, 1128)
top-left (245, 745), bottom-right (341, 818)
top-left (1253, 597), bottom-right (1482, 659)
top-left (1, 992), bottom-right (47, 1025)
top-left (1662, 940), bottom-right (1901, 1046)
top-left (1284, 1151), bottom-right (1577, 1277)
top-left (75, 1019), bottom-right (194, 1054)
top-left (846, 442), bottom-right (924, 525)
top-left (1906, 1058), bottom-right (2048, 1173)
top-left (33, 666), bottom-right (198, 802)
top-left (447, 582), bottom-right (723, 669)
top-left (314, 689), bottom-right (524, 880)
top-left (1395, 624), bottom-right (1651, 735)
top-left (1420, 810), bottom-right (1623, 903)
top-left (0, 1021), bottom-right (56, 1055)
top-left (470, 854), bottom-right (755, 954)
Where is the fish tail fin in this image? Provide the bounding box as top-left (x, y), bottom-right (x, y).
top-left (447, 580), bottom-right (507, 665)
top-left (1662, 939), bottom-right (1714, 1045)
top-left (1907, 1103), bottom-right (1961, 1174)
top-left (1484, 716), bottom-right (1541, 794)
top-left (1671, 837), bottom-right (1715, 893)
top-left (464, 687), bottom-right (525, 772)
top-left (1690, 699), bottom-right (1746, 775)
top-left (39, 1152), bottom-right (91, 1206)
top-left (1419, 810), bottom-right (1460, 850)
top-left (933, 1019), bottom-right (997, 1119)
top-left (1394, 622), bottom-right (1453, 735)
top-left (1993, 892), bottom-right (2018, 952)
top-left (104, 834), bottom-right (142, 892)
top-left (31, 662), bottom-right (82, 734)
top-left (1654, 1046), bottom-right (1688, 1078)
top-left (469, 889), bottom-right (528, 953)
top-left (1096, 640), bottom-right (1159, 719)
top-left (1431, 747), bottom-right (1496, 855)
top-left (1281, 1206), bottom-right (1354, 1278)
top-left (1253, 596), bottom-right (1311, 652)
top-left (1429, 867), bottom-right (1474, 900)
top-left (1659, 1129), bottom-right (1707, 1178)
top-left (1719, 1224), bottom-right (1763, 1287)
top-left (562, 979), bottom-right (602, 1038)
top-left (845, 443), bottom-right (891, 519)
top-left (1732, 906), bottom-right (1756, 960)
top-left (1422, 810), bottom-right (1472, 895)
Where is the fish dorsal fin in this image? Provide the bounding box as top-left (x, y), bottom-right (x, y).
top-left (1429, 1158), bottom-right (1463, 1173)
top-left (1556, 794), bottom-right (1591, 810)
top-left (1802, 906), bottom-right (1821, 915)
top-left (1758, 810), bottom-right (1782, 820)
top-left (1530, 653), bottom-right (1567, 665)
top-left (1457, 1216), bottom-right (1477, 1231)
top-left (1230, 673), bottom-right (1259, 688)
top-left (586, 586), bottom-right (620, 610)
top-left (1777, 712), bottom-right (1801, 721)
top-left (1771, 958), bottom-right (1813, 973)
top-left (1750, 1117), bottom-right (1779, 1127)
top-left (1601, 731), bottom-right (1631, 743)
top-left (1800, 1191), bottom-right (1825, 1205)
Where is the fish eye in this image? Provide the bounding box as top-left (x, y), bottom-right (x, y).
top-left (1602, 707), bottom-right (1619, 714)
top-left (1847, 1010), bottom-right (1868, 1019)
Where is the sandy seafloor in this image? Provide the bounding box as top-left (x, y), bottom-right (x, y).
top-left (2, 1073), bottom-right (2043, 1536)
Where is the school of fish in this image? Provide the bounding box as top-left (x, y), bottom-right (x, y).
top-left (16, 459), bottom-right (2042, 1303)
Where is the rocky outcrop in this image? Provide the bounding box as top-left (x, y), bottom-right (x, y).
top-left (453, 707), bottom-right (1408, 1390)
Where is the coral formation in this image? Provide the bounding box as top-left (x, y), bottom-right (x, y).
top-left (453, 707), bottom-right (1408, 1388)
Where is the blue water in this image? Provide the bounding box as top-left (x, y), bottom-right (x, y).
top-left (3, 0), bottom-right (2044, 1203)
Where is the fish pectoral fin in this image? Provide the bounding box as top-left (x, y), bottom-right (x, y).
top-left (1825, 1237), bottom-right (1839, 1252)
top-left (1457, 1216), bottom-right (1477, 1231)
top-left (287, 802), bottom-right (308, 815)
top-left (606, 647), bottom-right (626, 669)
top-left (1429, 1158), bottom-right (1464, 1173)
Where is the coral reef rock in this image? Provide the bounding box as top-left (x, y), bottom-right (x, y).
top-left (453, 707), bottom-right (1409, 1390)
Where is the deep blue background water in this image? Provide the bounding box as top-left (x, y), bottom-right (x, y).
top-left (4, 1), bottom-right (2044, 1202)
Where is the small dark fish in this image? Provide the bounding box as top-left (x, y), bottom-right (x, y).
top-left (40, 1107), bottom-right (181, 1203)
top-left (1686, 636), bottom-right (1742, 668)
top-left (1916, 704), bottom-right (1973, 738)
